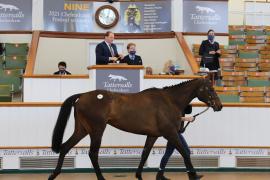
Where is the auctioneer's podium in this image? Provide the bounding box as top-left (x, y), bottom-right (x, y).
top-left (88, 65), bottom-right (144, 93)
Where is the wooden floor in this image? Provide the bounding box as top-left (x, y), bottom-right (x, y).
top-left (0, 172), bottom-right (270, 180)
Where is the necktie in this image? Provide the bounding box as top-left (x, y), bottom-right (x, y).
top-left (109, 45), bottom-right (115, 57)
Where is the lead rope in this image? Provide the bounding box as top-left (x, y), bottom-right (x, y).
top-left (182, 107), bottom-right (210, 133)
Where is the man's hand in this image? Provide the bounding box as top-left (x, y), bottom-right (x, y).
top-left (118, 54), bottom-right (124, 59)
top-left (216, 49), bottom-right (221, 54)
top-left (181, 116), bottom-right (195, 122)
top-left (209, 51), bottom-right (216, 55)
top-left (110, 57), bottom-right (119, 62)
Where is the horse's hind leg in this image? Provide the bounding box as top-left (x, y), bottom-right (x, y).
top-left (165, 133), bottom-right (203, 180)
top-left (89, 126), bottom-right (106, 180)
top-left (135, 136), bottom-right (158, 180)
top-left (48, 129), bottom-right (86, 180)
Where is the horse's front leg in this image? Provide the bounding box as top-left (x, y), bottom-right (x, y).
top-left (164, 132), bottom-right (203, 180)
top-left (135, 136), bottom-right (158, 180)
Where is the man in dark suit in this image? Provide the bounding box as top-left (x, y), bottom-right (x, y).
top-left (53, 61), bottom-right (71, 75)
top-left (121, 43), bottom-right (142, 65)
top-left (95, 31), bottom-right (123, 65)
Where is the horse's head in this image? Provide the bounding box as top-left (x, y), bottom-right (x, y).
top-left (196, 78), bottom-right (222, 111)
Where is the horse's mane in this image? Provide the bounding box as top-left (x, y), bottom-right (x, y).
top-left (162, 79), bottom-right (199, 90)
top-left (141, 87), bottom-right (159, 92)
top-left (141, 79), bottom-right (202, 92)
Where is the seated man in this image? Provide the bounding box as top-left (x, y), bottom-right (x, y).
top-left (53, 61), bottom-right (71, 75)
top-left (95, 31), bottom-right (123, 65)
top-left (121, 43), bottom-right (142, 65)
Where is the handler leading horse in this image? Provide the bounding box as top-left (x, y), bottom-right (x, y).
top-left (48, 78), bottom-right (222, 180)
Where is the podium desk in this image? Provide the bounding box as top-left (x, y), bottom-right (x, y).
top-left (88, 65), bottom-right (144, 93)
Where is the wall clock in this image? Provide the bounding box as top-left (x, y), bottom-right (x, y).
top-left (95, 5), bottom-right (119, 29)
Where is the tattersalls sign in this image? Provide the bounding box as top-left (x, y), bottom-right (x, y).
top-left (0, 0), bottom-right (32, 30)
top-left (120, 1), bottom-right (171, 33)
top-left (96, 70), bottom-right (140, 93)
top-left (183, 0), bottom-right (228, 33)
top-left (43, 0), bottom-right (93, 32)
top-left (43, 0), bottom-right (171, 33)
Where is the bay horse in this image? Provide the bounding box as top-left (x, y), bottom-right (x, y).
top-left (48, 78), bottom-right (222, 180)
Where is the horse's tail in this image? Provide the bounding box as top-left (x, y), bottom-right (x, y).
top-left (51, 93), bottom-right (82, 153)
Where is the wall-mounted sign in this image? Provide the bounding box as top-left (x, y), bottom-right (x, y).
top-left (44, 0), bottom-right (93, 32)
top-left (183, 0), bottom-right (228, 33)
top-left (44, 0), bottom-right (171, 33)
top-left (96, 69), bottom-right (140, 93)
top-left (0, 0), bottom-right (32, 30)
top-left (120, 1), bottom-right (171, 33)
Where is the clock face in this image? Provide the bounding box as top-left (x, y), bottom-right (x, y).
top-left (95, 5), bottom-right (119, 29)
top-left (98, 9), bottom-right (116, 26)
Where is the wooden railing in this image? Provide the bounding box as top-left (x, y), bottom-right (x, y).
top-left (24, 31), bottom-right (40, 75)
top-left (175, 32), bottom-right (199, 73)
top-left (183, 32), bottom-right (229, 36)
top-left (40, 31), bottom-right (175, 39)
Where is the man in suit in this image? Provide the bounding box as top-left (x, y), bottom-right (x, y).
top-left (121, 43), bottom-right (142, 65)
top-left (53, 61), bottom-right (71, 75)
top-left (96, 31), bottom-right (123, 65)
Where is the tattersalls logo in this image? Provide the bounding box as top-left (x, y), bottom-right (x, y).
top-left (190, 5), bottom-right (221, 25)
top-left (0, 3), bottom-right (19, 11)
top-left (103, 74), bottom-right (133, 92)
top-left (196, 6), bottom-right (215, 14)
top-left (108, 74), bottom-right (127, 82)
top-left (0, 3), bottom-right (25, 23)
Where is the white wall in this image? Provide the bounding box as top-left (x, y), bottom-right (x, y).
top-left (35, 37), bottom-right (89, 74)
top-left (35, 37), bottom-right (189, 75)
top-left (228, 0), bottom-right (269, 25)
top-left (23, 76), bottom-right (195, 102)
top-left (0, 105), bottom-right (269, 147)
top-left (24, 78), bottom-right (91, 102)
top-left (32, 0), bottom-right (43, 30)
top-left (228, 0), bottom-right (245, 25)
top-left (0, 34), bottom-right (32, 44)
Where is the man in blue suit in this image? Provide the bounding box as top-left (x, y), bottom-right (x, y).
top-left (96, 31), bottom-right (123, 65)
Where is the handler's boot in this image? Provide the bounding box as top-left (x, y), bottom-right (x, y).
top-left (188, 172), bottom-right (203, 180)
top-left (156, 170), bottom-right (170, 180)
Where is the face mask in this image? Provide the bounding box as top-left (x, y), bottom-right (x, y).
top-left (208, 35), bottom-right (214, 41)
top-left (129, 51), bottom-right (136, 55)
